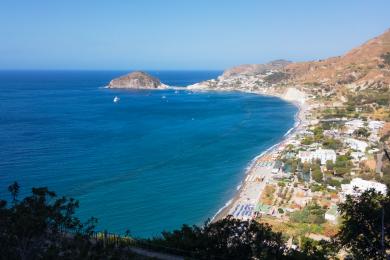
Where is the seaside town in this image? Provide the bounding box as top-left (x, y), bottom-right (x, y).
top-left (188, 41), bottom-right (390, 247)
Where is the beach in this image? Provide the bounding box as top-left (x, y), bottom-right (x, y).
top-left (211, 88), bottom-right (308, 222)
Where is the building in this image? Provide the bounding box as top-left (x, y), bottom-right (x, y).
top-left (325, 204), bottom-right (339, 223)
top-left (368, 120), bottom-right (384, 131)
top-left (345, 119), bottom-right (365, 134)
top-left (345, 119), bottom-right (364, 135)
top-left (344, 138), bottom-right (368, 152)
top-left (350, 151), bottom-right (366, 162)
top-left (341, 178), bottom-right (387, 198)
top-left (298, 148), bottom-right (336, 165)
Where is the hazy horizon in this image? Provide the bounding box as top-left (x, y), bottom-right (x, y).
top-left (1, 0), bottom-right (390, 70)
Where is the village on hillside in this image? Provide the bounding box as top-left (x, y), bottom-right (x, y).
top-left (190, 38), bottom-right (390, 244)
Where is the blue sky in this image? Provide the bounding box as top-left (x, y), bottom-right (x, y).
top-left (1, 0), bottom-right (389, 70)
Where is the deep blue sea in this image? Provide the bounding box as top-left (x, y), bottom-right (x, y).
top-left (0, 71), bottom-right (297, 237)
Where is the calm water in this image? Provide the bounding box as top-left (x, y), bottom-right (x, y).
top-left (0, 71), bottom-right (297, 237)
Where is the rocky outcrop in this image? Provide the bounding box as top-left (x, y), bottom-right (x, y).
top-left (108, 71), bottom-right (167, 89)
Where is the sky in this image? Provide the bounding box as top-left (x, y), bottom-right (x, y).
top-left (1, 0), bottom-right (390, 70)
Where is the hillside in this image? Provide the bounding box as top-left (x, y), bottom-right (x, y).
top-left (220, 59), bottom-right (291, 79)
top-left (285, 29), bottom-right (390, 89)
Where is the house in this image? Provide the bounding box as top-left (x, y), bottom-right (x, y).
top-left (298, 148), bottom-right (336, 165)
top-left (344, 138), bottom-right (368, 152)
top-left (368, 120), bottom-right (384, 131)
top-left (350, 152), bottom-right (366, 162)
top-left (341, 178), bottom-right (387, 199)
top-left (325, 204), bottom-right (339, 223)
top-left (345, 119), bottom-right (364, 134)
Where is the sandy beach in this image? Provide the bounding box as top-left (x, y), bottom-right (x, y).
top-left (211, 88), bottom-right (308, 222)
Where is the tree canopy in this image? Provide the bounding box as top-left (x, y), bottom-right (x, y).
top-left (0, 182), bottom-right (136, 259)
top-left (337, 189), bottom-right (390, 259)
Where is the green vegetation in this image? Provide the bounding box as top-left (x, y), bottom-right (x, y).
top-left (289, 202), bottom-right (326, 225)
top-left (337, 189), bottom-right (390, 259)
top-left (334, 154), bottom-right (353, 176)
top-left (283, 158), bottom-right (299, 173)
top-left (322, 137), bottom-right (343, 150)
top-left (2, 182), bottom-right (389, 259)
top-left (145, 217), bottom-right (287, 259)
top-left (263, 72), bottom-right (289, 84)
top-left (381, 52), bottom-right (390, 66)
top-left (353, 127), bottom-right (370, 138)
top-left (301, 136), bottom-right (314, 145)
top-left (311, 164), bottom-right (323, 183)
top-left (312, 126), bottom-right (324, 141)
top-left (325, 178), bottom-right (341, 188)
top-left (347, 87), bottom-right (390, 107)
top-left (0, 182), bottom-right (137, 259)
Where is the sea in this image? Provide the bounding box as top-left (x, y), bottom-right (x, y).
top-left (0, 70), bottom-right (297, 237)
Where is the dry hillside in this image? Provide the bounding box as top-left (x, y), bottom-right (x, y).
top-left (285, 29), bottom-right (390, 89)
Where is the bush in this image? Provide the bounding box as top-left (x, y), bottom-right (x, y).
top-left (322, 137), bottom-right (343, 150)
top-left (326, 178), bottom-right (341, 188)
top-left (312, 167), bottom-right (323, 183)
top-left (381, 52), bottom-right (390, 65)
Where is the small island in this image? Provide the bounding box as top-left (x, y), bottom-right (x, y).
top-left (108, 71), bottom-right (167, 89)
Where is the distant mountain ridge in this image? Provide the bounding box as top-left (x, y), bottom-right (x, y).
top-left (220, 59), bottom-right (292, 79)
top-left (220, 29), bottom-right (390, 90)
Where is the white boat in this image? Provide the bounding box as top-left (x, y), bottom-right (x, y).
top-left (113, 96), bottom-right (120, 103)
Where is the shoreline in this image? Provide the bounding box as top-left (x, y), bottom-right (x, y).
top-left (208, 88), bottom-right (307, 222)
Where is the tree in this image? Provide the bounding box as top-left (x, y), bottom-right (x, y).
top-left (326, 160), bottom-right (334, 172)
top-left (353, 127), bottom-right (370, 139)
top-left (0, 183), bottom-right (136, 259)
top-left (312, 167), bottom-right (323, 183)
top-left (322, 137), bottom-right (342, 150)
top-left (337, 189), bottom-right (390, 259)
top-left (381, 52), bottom-right (390, 66)
top-left (145, 216), bottom-right (287, 259)
top-left (334, 155), bottom-right (352, 176)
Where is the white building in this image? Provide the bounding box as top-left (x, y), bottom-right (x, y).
top-left (344, 138), bottom-right (368, 152)
top-left (368, 120), bottom-right (384, 143)
top-left (368, 120), bottom-right (384, 131)
top-left (341, 178), bottom-right (387, 198)
top-left (345, 119), bottom-right (364, 134)
top-left (298, 148), bottom-right (337, 165)
top-left (350, 151), bottom-right (366, 162)
top-left (325, 204), bottom-right (339, 223)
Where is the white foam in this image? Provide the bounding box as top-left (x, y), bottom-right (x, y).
top-left (211, 199), bottom-right (233, 222)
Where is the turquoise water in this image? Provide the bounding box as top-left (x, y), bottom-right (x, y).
top-left (0, 71), bottom-right (297, 237)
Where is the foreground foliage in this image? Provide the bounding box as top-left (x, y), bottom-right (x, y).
top-left (1, 182), bottom-right (389, 259)
top-left (336, 189), bottom-right (390, 260)
top-left (0, 182), bottom-right (136, 259)
top-left (144, 217), bottom-right (287, 259)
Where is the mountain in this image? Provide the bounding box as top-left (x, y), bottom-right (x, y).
top-left (285, 29), bottom-right (390, 89)
top-left (108, 71), bottom-right (167, 89)
top-left (220, 59), bottom-right (292, 79)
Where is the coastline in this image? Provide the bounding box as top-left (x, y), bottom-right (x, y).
top-left (205, 88), bottom-right (307, 222)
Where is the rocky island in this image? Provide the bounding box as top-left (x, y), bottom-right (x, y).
top-left (108, 71), bottom-right (168, 89)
